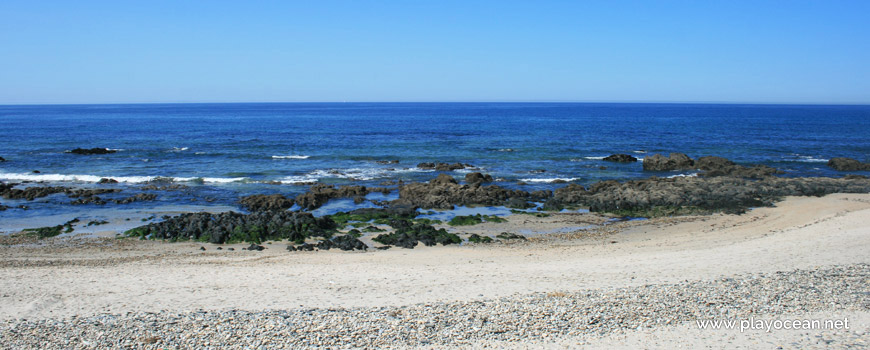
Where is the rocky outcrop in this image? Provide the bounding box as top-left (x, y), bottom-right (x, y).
top-left (642, 153), bottom-right (695, 171)
top-left (416, 162), bottom-right (475, 171)
top-left (0, 156), bottom-right (5, 162)
top-left (126, 211), bottom-right (338, 244)
top-left (66, 148), bottom-right (117, 155)
top-left (465, 172), bottom-right (494, 184)
top-left (114, 193), bottom-right (157, 204)
top-left (1, 183), bottom-right (69, 200)
top-left (397, 177), bottom-right (542, 210)
top-left (239, 194), bottom-right (295, 211)
top-left (603, 154), bottom-right (638, 163)
top-left (372, 220), bottom-right (461, 249)
top-left (828, 157), bottom-right (870, 171)
top-left (696, 156), bottom-right (781, 178)
top-left (295, 185), bottom-right (391, 210)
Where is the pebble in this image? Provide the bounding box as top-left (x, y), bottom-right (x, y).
top-left (1, 264), bottom-right (867, 349)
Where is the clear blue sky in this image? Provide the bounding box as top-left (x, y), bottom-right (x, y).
top-left (1, 1), bottom-right (868, 104)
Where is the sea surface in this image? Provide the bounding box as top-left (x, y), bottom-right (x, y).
top-left (1, 103), bottom-right (869, 231)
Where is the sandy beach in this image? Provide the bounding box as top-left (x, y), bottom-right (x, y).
top-left (1, 193), bottom-right (868, 348)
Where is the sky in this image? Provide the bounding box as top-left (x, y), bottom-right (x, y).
top-left (1, 1), bottom-right (869, 104)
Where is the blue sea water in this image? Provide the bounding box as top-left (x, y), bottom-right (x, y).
top-left (1, 102), bottom-right (869, 227)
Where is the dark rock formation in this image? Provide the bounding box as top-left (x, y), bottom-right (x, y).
top-left (295, 184), bottom-right (391, 211)
top-left (695, 156), bottom-right (781, 178)
top-left (828, 157), bottom-right (870, 171)
top-left (65, 188), bottom-right (122, 198)
top-left (603, 154), bottom-right (638, 163)
top-left (66, 148), bottom-right (117, 155)
top-left (372, 220), bottom-right (461, 249)
top-left (0, 157), bottom-right (5, 162)
top-left (465, 172), bottom-right (494, 184)
top-left (70, 197), bottom-right (107, 205)
top-left (642, 153), bottom-right (695, 171)
top-left (239, 194), bottom-right (295, 211)
top-left (309, 235), bottom-right (368, 251)
top-left (125, 211), bottom-right (338, 244)
top-left (416, 162), bottom-right (474, 171)
top-left (1, 183), bottom-right (69, 200)
top-left (397, 177), bottom-right (541, 209)
top-left (114, 193), bottom-right (157, 204)
top-left (98, 178), bottom-right (118, 184)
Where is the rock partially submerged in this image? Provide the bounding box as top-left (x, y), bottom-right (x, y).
top-left (696, 156), bottom-right (782, 178)
top-left (397, 176), bottom-right (549, 210)
top-left (372, 220), bottom-right (461, 249)
top-left (1, 183), bottom-right (69, 200)
top-left (603, 154), bottom-right (638, 163)
top-left (66, 148), bottom-right (117, 155)
top-left (828, 157), bottom-right (870, 171)
top-left (416, 162), bottom-right (475, 171)
top-left (295, 184), bottom-right (391, 210)
top-left (642, 153), bottom-right (695, 171)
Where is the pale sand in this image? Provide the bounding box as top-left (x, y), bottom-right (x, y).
top-left (1, 193), bottom-right (869, 347)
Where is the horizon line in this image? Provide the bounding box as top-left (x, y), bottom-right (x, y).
top-left (2, 100), bottom-right (870, 107)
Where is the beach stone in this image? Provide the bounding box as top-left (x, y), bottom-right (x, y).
top-left (828, 157), bottom-right (870, 171)
top-left (642, 153), bottom-right (695, 171)
top-left (603, 154), bottom-right (638, 163)
top-left (66, 147), bottom-right (117, 155)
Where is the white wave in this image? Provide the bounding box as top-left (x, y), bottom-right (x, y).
top-left (272, 155), bottom-right (310, 159)
top-left (281, 167), bottom-right (428, 184)
top-left (0, 172), bottom-right (246, 184)
top-left (194, 152), bottom-right (207, 155)
top-left (519, 177), bottom-right (579, 183)
top-left (665, 173), bottom-right (698, 178)
top-left (583, 156), bottom-right (606, 160)
top-left (633, 150), bottom-right (647, 154)
top-left (497, 148), bottom-right (515, 152)
top-left (636, 158), bottom-right (644, 161)
top-left (168, 147), bottom-right (189, 152)
top-left (795, 156), bottom-right (829, 163)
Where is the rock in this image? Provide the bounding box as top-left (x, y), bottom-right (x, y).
top-left (1, 184), bottom-right (70, 201)
top-left (696, 156), bottom-right (781, 179)
top-left (496, 232), bottom-right (526, 240)
top-left (845, 174), bottom-right (868, 180)
top-left (239, 194), bottom-right (295, 211)
top-left (330, 235), bottom-right (368, 251)
top-left (70, 197), bottom-right (107, 205)
top-left (65, 188), bottom-right (122, 198)
top-left (294, 184), bottom-right (391, 210)
top-left (32, 170), bottom-right (40, 173)
top-left (398, 175), bottom-right (537, 210)
top-left (828, 157), bottom-right (870, 171)
top-left (125, 211), bottom-right (338, 244)
top-left (372, 221), bottom-right (461, 249)
top-left (66, 148), bottom-right (117, 155)
top-left (603, 154), bottom-right (638, 163)
top-left (506, 197), bottom-right (535, 209)
top-left (98, 178), bottom-right (118, 184)
top-left (0, 157), bottom-right (5, 162)
top-left (696, 156), bottom-right (735, 170)
top-left (468, 234), bottom-right (493, 243)
top-left (464, 172), bottom-right (493, 184)
top-left (114, 193), bottom-right (157, 204)
top-left (417, 162), bottom-right (474, 171)
top-left (376, 160), bottom-right (399, 164)
top-left (199, 246), bottom-right (206, 251)
top-left (431, 174), bottom-right (458, 185)
top-left (642, 153), bottom-right (695, 171)
top-left (246, 244), bottom-right (265, 251)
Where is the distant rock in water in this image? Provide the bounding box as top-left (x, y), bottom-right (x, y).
top-left (603, 154), bottom-right (638, 163)
top-left (0, 156), bottom-right (5, 162)
top-left (642, 153), bottom-right (695, 171)
top-left (696, 156), bottom-right (781, 179)
top-left (828, 157), bottom-right (870, 171)
top-left (66, 147), bottom-right (117, 155)
top-left (98, 178), bottom-right (118, 184)
top-left (416, 162), bottom-right (475, 171)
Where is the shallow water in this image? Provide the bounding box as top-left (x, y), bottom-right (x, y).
top-left (2, 102), bottom-right (869, 228)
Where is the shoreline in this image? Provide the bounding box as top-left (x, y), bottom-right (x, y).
top-left (1, 193), bottom-right (868, 347)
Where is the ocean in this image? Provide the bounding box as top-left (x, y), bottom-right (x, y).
top-left (1, 102), bottom-right (869, 231)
